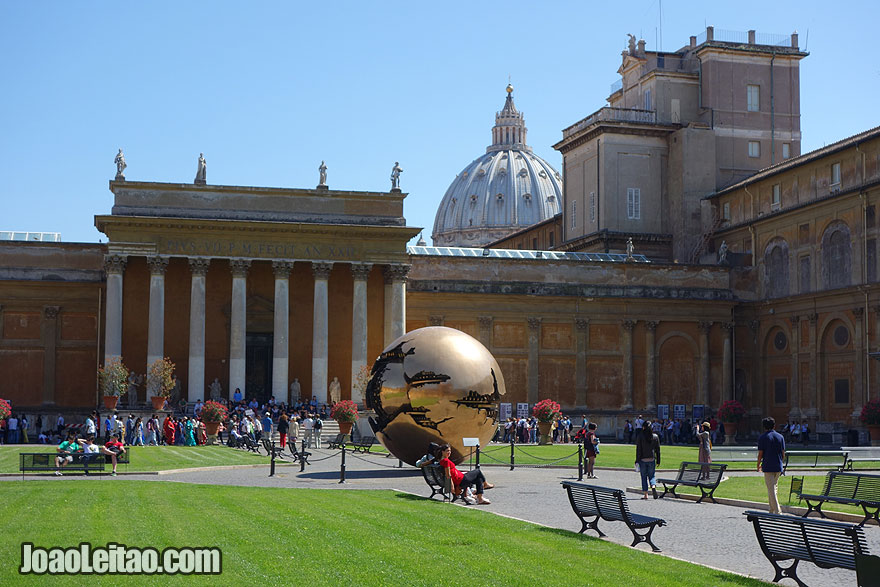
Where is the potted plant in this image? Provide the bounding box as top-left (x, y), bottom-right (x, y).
top-left (533, 399), bottom-right (562, 445)
top-left (860, 399), bottom-right (880, 443)
top-left (97, 356), bottom-right (129, 410)
top-left (200, 400), bottom-right (229, 444)
top-left (331, 400), bottom-right (359, 436)
top-left (717, 399), bottom-right (746, 440)
top-left (0, 398), bottom-right (11, 422)
top-left (147, 357), bottom-right (175, 411)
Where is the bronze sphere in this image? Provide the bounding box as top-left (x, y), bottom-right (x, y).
top-left (365, 326), bottom-right (505, 465)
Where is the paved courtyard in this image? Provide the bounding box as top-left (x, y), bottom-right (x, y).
top-left (15, 446), bottom-right (874, 585)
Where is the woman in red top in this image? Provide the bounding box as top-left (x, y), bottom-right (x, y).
top-left (437, 445), bottom-right (494, 505)
top-left (163, 416), bottom-right (175, 446)
top-left (585, 422), bottom-right (599, 479)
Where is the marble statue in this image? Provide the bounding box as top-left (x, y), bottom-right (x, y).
top-left (318, 161), bottom-right (327, 186)
top-left (195, 153), bottom-right (207, 184)
top-left (718, 240), bottom-right (729, 264)
top-left (114, 149), bottom-right (127, 180)
top-left (625, 237), bottom-right (634, 260)
top-left (627, 34), bottom-right (637, 54)
top-left (209, 377), bottom-right (222, 400)
top-left (329, 377), bottom-right (341, 404)
top-left (390, 161), bottom-right (403, 190)
top-left (289, 378), bottom-right (301, 404)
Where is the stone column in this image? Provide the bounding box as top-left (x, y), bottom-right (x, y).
top-left (807, 313), bottom-right (819, 417)
top-left (477, 316), bottom-right (493, 349)
top-left (527, 317), bottom-right (541, 405)
top-left (789, 316), bottom-right (801, 420)
top-left (721, 322), bottom-right (734, 402)
top-left (146, 256), bottom-right (169, 369)
top-left (383, 267), bottom-right (393, 347)
top-left (41, 306), bottom-right (60, 405)
top-left (272, 261), bottom-right (294, 400)
top-left (388, 265), bottom-right (410, 341)
top-left (103, 254), bottom-right (127, 364)
top-left (698, 321), bottom-right (713, 407)
top-left (853, 307), bottom-right (865, 421)
top-left (188, 258), bottom-right (210, 403)
top-left (312, 262), bottom-right (333, 403)
top-left (350, 263), bottom-right (372, 404)
top-left (749, 320), bottom-right (761, 420)
top-left (645, 321), bottom-right (658, 410)
top-left (575, 318), bottom-right (589, 408)
top-left (622, 320), bottom-right (636, 410)
top-left (228, 259), bottom-right (250, 400)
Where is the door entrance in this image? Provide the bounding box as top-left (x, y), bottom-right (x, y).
top-left (245, 333), bottom-right (273, 404)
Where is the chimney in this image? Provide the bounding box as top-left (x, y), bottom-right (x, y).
top-left (690, 35), bottom-right (697, 48)
top-left (637, 39), bottom-right (646, 56)
top-left (748, 29), bottom-right (756, 44)
top-left (791, 31), bottom-right (799, 49)
top-left (706, 26), bottom-right (714, 41)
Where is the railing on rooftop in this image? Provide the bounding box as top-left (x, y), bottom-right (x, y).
top-left (562, 107), bottom-right (657, 138)
top-left (610, 78), bottom-right (623, 95)
top-left (0, 231), bottom-right (61, 242)
top-left (695, 28), bottom-right (796, 49)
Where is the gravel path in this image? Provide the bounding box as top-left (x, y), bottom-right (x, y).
top-left (13, 448), bottom-right (879, 585)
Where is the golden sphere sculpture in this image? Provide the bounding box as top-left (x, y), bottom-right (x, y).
top-left (365, 326), bottom-right (505, 465)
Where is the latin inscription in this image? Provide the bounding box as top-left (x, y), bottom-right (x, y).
top-left (159, 238), bottom-right (358, 260)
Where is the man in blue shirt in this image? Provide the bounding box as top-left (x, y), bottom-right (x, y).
top-left (757, 416), bottom-right (786, 514)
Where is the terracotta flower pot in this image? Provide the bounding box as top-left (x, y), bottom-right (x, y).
top-left (103, 395), bottom-right (119, 410)
top-left (869, 425), bottom-right (880, 444)
top-left (538, 421), bottom-right (553, 445)
top-left (723, 421), bottom-right (738, 445)
top-left (338, 421), bottom-right (354, 435)
top-left (151, 396), bottom-right (167, 411)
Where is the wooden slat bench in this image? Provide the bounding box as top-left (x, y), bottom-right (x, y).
top-left (20, 451), bottom-right (130, 477)
top-left (561, 481), bottom-right (666, 552)
top-left (744, 509), bottom-right (870, 587)
top-left (785, 450), bottom-right (848, 471)
top-left (799, 471), bottom-right (880, 527)
top-left (656, 461), bottom-right (728, 503)
top-left (842, 447), bottom-right (880, 470)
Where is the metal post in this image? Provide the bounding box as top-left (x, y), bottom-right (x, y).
top-left (510, 438), bottom-right (515, 471)
top-left (398, 459), bottom-right (403, 468)
top-left (339, 444), bottom-right (346, 484)
top-left (269, 440), bottom-right (276, 477)
top-left (475, 445), bottom-right (481, 469)
top-left (577, 442), bottom-right (584, 481)
top-left (300, 438), bottom-right (307, 472)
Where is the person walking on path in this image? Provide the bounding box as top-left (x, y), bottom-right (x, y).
top-left (757, 416), bottom-right (786, 514)
top-left (585, 422), bottom-right (599, 479)
top-left (698, 421), bottom-right (712, 479)
top-left (635, 420), bottom-right (661, 499)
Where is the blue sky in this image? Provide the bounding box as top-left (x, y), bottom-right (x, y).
top-left (2, 1), bottom-right (878, 244)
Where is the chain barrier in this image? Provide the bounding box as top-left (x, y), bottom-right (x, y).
top-left (516, 447), bottom-right (579, 463)
top-left (346, 451), bottom-right (411, 469)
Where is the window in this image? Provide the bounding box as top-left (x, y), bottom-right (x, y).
top-left (549, 231), bottom-right (555, 248)
top-left (747, 85), bottom-right (760, 112)
top-left (627, 188), bottom-right (641, 220)
top-left (869, 239), bottom-right (877, 282)
top-left (748, 141), bottom-right (760, 158)
top-left (532, 238), bottom-right (538, 250)
top-left (831, 162), bottom-right (841, 187)
top-left (644, 89), bottom-right (652, 111)
top-left (722, 202), bottom-right (730, 220)
top-left (834, 379), bottom-right (850, 405)
top-left (589, 192), bottom-right (596, 222)
top-left (799, 255), bottom-right (811, 293)
top-left (571, 200), bottom-right (577, 228)
top-left (774, 378), bottom-right (787, 404)
top-left (771, 184), bottom-right (781, 209)
top-left (782, 143), bottom-right (791, 159)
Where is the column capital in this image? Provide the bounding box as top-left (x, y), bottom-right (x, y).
top-left (147, 256), bottom-right (169, 276)
top-left (350, 262), bottom-right (373, 281)
top-left (188, 257), bottom-right (211, 276)
top-left (43, 305), bottom-right (60, 320)
top-left (229, 258), bottom-right (251, 278)
top-left (103, 254), bottom-right (127, 274)
top-left (789, 315), bottom-right (800, 326)
top-left (312, 261), bottom-right (333, 280)
top-left (478, 316), bottom-right (493, 329)
top-left (808, 313), bottom-right (819, 324)
top-left (621, 319), bottom-right (636, 331)
top-left (272, 260), bottom-right (294, 278)
top-left (698, 320), bottom-right (714, 334)
top-left (384, 264), bottom-right (411, 283)
top-left (721, 321), bottom-right (735, 332)
top-left (853, 307), bottom-right (865, 319)
top-left (428, 315), bottom-right (444, 326)
top-left (645, 320), bottom-right (659, 332)
top-left (575, 317), bottom-right (590, 332)
top-left (527, 316), bottom-right (542, 331)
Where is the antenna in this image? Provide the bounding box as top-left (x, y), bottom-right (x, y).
top-left (658, 0), bottom-right (662, 51)
top-left (805, 29), bottom-right (809, 51)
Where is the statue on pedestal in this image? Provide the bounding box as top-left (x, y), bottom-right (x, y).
top-left (717, 240), bottom-right (729, 265)
top-left (390, 161), bottom-right (403, 190)
top-left (318, 161), bottom-right (327, 186)
top-left (114, 149), bottom-right (127, 181)
top-left (209, 377), bottom-right (222, 400)
top-left (289, 378), bottom-right (301, 404)
top-left (329, 376), bottom-right (341, 404)
top-left (625, 237), bottom-right (634, 261)
top-left (195, 153), bottom-right (207, 184)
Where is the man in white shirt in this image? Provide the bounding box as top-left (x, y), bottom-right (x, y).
top-left (302, 414), bottom-right (314, 448)
top-left (85, 412), bottom-right (97, 436)
top-left (6, 415), bottom-right (19, 444)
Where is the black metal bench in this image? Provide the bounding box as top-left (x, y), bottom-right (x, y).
top-left (20, 451), bottom-right (130, 477)
top-left (351, 437), bottom-right (377, 453)
top-left (656, 461), bottom-right (728, 503)
top-left (326, 434), bottom-right (346, 450)
top-left (228, 434), bottom-right (260, 453)
top-left (561, 481), bottom-right (666, 552)
top-left (422, 464), bottom-right (457, 502)
top-left (286, 440), bottom-right (311, 465)
top-left (785, 450), bottom-right (848, 472)
top-left (744, 509), bottom-right (870, 587)
top-left (799, 471), bottom-right (880, 527)
top-left (261, 439), bottom-right (292, 459)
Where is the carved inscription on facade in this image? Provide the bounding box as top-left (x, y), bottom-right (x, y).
top-left (159, 238), bottom-right (359, 260)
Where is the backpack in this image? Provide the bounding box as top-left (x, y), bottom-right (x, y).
top-left (315, 418), bottom-right (323, 430)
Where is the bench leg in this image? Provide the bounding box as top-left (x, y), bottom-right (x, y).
top-left (659, 483), bottom-right (674, 499)
top-left (578, 515), bottom-right (605, 538)
top-left (696, 486), bottom-right (717, 504)
top-left (768, 558), bottom-right (807, 587)
top-left (859, 504), bottom-right (880, 527)
top-left (801, 500), bottom-right (825, 519)
top-left (629, 523), bottom-right (662, 552)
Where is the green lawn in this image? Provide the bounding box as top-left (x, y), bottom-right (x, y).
top-left (1, 481), bottom-right (768, 586)
top-left (0, 445), bottom-right (267, 474)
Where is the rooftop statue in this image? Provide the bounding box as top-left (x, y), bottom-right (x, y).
top-left (114, 149), bottom-right (127, 181)
top-left (195, 153), bottom-right (207, 184)
top-left (390, 161), bottom-right (403, 190)
top-left (318, 161), bottom-right (327, 186)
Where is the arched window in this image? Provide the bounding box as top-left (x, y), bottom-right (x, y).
top-left (764, 238), bottom-right (789, 298)
top-left (822, 222), bottom-right (852, 290)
